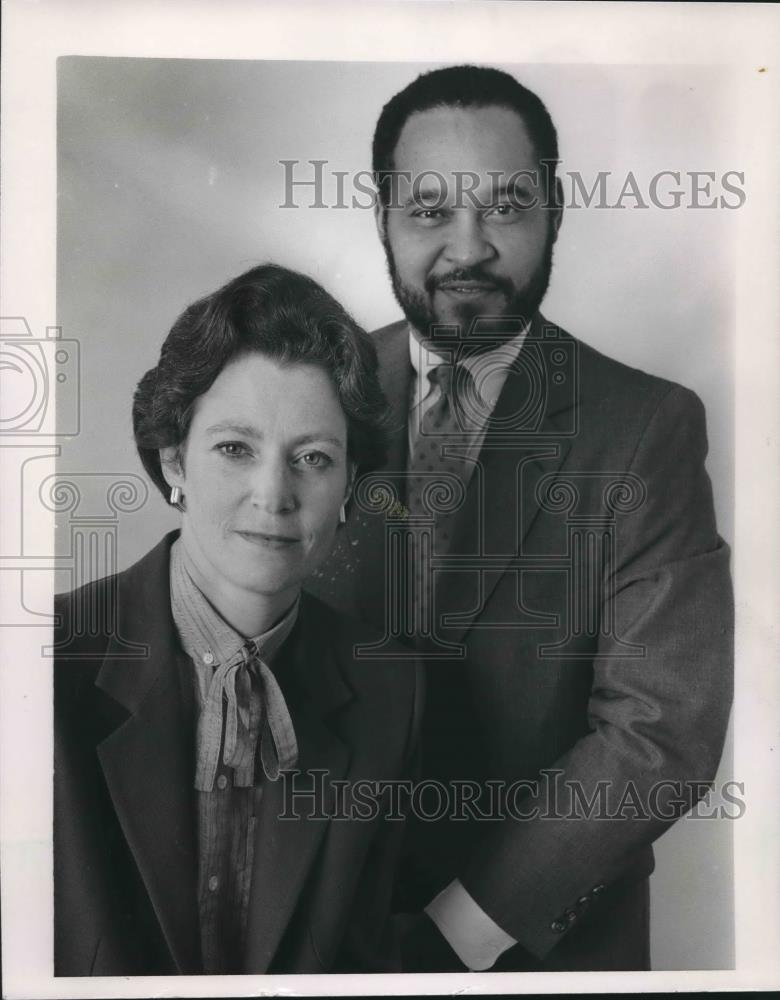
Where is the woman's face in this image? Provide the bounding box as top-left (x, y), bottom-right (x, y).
top-left (162, 352), bottom-right (352, 617)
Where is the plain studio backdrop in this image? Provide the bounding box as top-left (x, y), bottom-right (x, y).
top-left (57, 57), bottom-right (736, 971)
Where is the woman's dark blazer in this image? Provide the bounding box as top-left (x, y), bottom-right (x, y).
top-left (53, 531), bottom-right (422, 976)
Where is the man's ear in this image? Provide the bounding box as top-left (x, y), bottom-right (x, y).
top-left (159, 446), bottom-right (184, 488)
top-left (374, 197), bottom-right (387, 243)
top-left (551, 177), bottom-right (564, 239)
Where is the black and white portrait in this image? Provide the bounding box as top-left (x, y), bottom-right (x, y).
top-left (1, 2), bottom-right (778, 996)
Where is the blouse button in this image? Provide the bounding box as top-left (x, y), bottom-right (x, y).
top-left (202, 651), bottom-right (215, 666)
top-left (217, 775), bottom-right (228, 790)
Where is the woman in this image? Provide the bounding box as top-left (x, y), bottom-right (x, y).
top-left (54, 264), bottom-right (420, 976)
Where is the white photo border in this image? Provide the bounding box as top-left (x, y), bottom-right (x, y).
top-left (1, 1), bottom-right (779, 996)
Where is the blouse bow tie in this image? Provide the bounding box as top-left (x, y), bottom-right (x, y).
top-left (194, 639), bottom-right (299, 793)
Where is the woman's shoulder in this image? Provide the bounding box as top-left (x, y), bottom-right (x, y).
top-left (54, 533), bottom-right (177, 661)
top-left (54, 574), bottom-right (117, 650)
top-left (55, 572), bottom-right (113, 611)
top-left (56, 533), bottom-right (176, 606)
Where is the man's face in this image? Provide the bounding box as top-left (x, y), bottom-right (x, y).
top-left (377, 104), bottom-right (561, 348)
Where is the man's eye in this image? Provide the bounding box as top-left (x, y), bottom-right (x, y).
top-left (411, 207), bottom-right (446, 224)
top-left (217, 441), bottom-right (250, 458)
top-left (486, 203), bottom-right (521, 221)
top-left (296, 451), bottom-right (332, 469)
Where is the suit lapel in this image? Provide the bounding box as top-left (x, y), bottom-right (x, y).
top-left (94, 533), bottom-right (201, 973)
top-left (353, 321), bottom-right (414, 626)
top-left (243, 596), bottom-right (353, 973)
top-left (352, 317), bottom-right (579, 646)
top-left (437, 316), bottom-right (579, 645)
top-left (378, 319), bottom-right (414, 473)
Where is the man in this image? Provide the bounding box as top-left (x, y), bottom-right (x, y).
top-left (308, 65), bottom-right (733, 972)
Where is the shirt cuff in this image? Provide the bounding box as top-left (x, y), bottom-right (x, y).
top-left (424, 878), bottom-right (517, 971)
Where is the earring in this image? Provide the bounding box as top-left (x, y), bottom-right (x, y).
top-left (169, 485), bottom-right (185, 512)
top-left (339, 503), bottom-right (347, 525)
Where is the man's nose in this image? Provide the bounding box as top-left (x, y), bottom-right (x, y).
top-left (250, 457), bottom-right (297, 513)
top-left (443, 212), bottom-right (495, 267)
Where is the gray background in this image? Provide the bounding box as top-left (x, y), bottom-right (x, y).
top-left (57, 56), bottom-right (736, 970)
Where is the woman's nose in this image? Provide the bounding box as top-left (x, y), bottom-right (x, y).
top-left (250, 459), bottom-right (297, 513)
top-left (443, 213), bottom-right (495, 267)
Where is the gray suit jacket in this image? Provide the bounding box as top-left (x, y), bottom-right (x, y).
top-left (307, 313), bottom-right (733, 970)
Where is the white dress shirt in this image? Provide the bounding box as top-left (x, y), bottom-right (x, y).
top-left (408, 324), bottom-right (528, 467)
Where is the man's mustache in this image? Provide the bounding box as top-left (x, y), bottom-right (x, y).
top-left (425, 268), bottom-right (513, 295)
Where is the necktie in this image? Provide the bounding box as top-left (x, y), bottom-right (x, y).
top-left (406, 364), bottom-right (472, 638)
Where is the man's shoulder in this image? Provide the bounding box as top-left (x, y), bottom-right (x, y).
top-left (549, 318), bottom-right (704, 429)
top-left (370, 318), bottom-right (408, 342)
top-left (368, 319), bottom-right (409, 370)
top-left (547, 318), bottom-right (669, 391)
top-left (367, 313), bottom-right (705, 429)
top-left (369, 315), bottom-right (683, 392)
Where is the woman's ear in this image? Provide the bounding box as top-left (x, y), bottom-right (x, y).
top-left (338, 463), bottom-right (357, 527)
top-left (159, 446), bottom-right (184, 489)
top-left (344, 462), bottom-right (357, 504)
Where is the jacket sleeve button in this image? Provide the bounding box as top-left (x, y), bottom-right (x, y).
top-left (592, 884), bottom-right (606, 897)
top-left (551, 919), bottom-right (567, 934)
top-left (565, 909), bottom-right (578, 923)
top-left (577, 895), bottom-right (590, 908)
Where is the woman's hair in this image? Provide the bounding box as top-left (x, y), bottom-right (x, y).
top-left (133, 263), bottom-right (389, 500)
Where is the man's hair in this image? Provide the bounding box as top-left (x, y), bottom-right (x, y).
top-left (133, 263), bottom-right (389, 501)
top-left (372, 64), bottom-right (559, 207)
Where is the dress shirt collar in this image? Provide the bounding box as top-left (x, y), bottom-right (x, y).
top-left (170, 539), bottom-right (300, 791)
top-left (170, 539), bottom-right (299, 673)
top-left (408, 321), bottom-right (529, 410)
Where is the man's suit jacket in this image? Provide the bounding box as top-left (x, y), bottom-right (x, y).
top-left (54, 532), bottom-right (421, 976)
top-left (307, 314), bottom-right (734, 971)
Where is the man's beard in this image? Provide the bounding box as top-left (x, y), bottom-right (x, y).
top-left (382, 224), bottom-right (556, 353)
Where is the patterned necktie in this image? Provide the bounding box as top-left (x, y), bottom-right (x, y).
top-left (406, 364), bottom-right (472, 638)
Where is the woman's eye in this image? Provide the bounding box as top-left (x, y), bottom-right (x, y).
top-left (296, 451), bottom-right (332, 469)
top-left (217, 441), bottom-right (249, 458)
